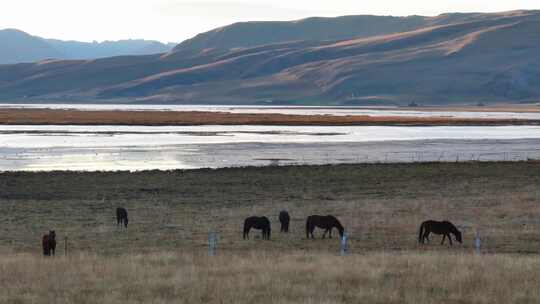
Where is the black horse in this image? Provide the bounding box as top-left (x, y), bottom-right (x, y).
top-left (279, 210), bottom-right (290, 233)
top-left (42, 230), bottom-right (56, 256)
top-left (306, 215), bottom-right (344, 239)
top-left (116, 207), bottom-right (129, 228)
top-left (243, 216), bottom-right (271, 240)
top-left (418, 220), bottom-right (462, 245)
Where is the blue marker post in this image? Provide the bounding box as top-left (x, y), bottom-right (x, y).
top-left (208, 232), bottom-right (217, 256)
top-left (474, 230), bottom-right (481, 255)
top-left (340, 232), bottom-right (348, 256)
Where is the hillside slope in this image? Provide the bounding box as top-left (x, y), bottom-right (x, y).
top-left (172, 11), bottom-right (525, 52)
top-left (1, 11), bottom-right (539, 105)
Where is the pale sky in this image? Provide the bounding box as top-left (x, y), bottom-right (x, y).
top-left (0, 0), bottom-right (538, 43)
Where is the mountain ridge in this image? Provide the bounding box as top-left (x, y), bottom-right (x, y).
top-left (1, 10), bottom-right (540, 105)
top-left (0, 29), bottom-right (176, 64)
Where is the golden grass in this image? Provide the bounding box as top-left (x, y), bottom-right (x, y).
top-left (1, 251), bottom-right (539, 303)
top-left (0, 108), bottom-right (538, 126)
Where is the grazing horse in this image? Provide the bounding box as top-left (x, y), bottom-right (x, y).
top-left (418, 220), bottom-right (462, 245)
top-left (243, 216), bottom-right (271, 240)
top-left (306, 215), bottom-right (344, 239)
top-left (116, 207), bottom-right (129, 228)
top-left (42, 230), bottom-right (56, 256)
top-left (279, 210), bottom-right (290, 233)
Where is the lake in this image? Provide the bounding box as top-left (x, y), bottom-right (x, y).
top-left (1, 125), bottom-right (539, 171)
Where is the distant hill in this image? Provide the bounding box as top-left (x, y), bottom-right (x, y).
top-left (44, 39), bottom-right (176, 60)
top-left (0, 29), bottom-right (64, 64)
top-left (1, 10), bottom-right (540, 105)
top-left (0, 29), bottom-right (175, 64)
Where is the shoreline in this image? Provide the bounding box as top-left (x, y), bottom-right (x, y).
top-left (1, 160), bottom-right (539, 174)
top-left (1, 108), bottom-right (540, 126)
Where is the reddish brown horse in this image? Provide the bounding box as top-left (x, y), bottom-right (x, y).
top-left (42, 230), bottom-right (56, 256)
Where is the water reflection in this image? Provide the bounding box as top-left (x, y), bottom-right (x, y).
top-left (0, 125), bottom-right (539, 171)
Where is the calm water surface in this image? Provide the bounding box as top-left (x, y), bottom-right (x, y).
top-left (1, 125), bottom-right (539, 171)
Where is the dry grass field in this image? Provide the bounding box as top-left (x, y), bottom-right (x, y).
top-left (1, 251), bottom-right (539, 303)
top-left (0, 108), bottom-right (539, 126)
top-left (1, 162), bottom-right (540, 303)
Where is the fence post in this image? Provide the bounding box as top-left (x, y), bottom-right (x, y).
top-left (340, 232), bottom-right (349, 256)
top-left (208, 232), bottom-right (217, 256)
top-left (474, 230), bottom-right (481, 255)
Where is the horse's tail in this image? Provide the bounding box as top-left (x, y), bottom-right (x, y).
top-left (418, 222), bottom-right (425, 243)
top-left (267, 221), bottom-right (271, 240)
top-left (243, 219), bottom-right (249, 239)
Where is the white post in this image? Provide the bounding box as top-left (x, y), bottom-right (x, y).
top-left (474, 230), bottom-right (481, 255)
top-left (208, 232), bottom-right (216, 256)
top-left (340, 233), bottom-right (348, 256)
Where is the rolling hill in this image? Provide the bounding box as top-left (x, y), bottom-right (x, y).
top-left (172, 12), bottom-right (499, 52)
top-left (1, 10), bottom-right (539, 105)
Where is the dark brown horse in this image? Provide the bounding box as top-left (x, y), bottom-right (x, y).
top-left (116, 207), bottom-right (129, 228)
top-left (279, 210), bottom-right (290, 233)
top-left (418, 220), bottom-right (462, 245)
top-left (42, 230), bottom-right (56, 256)
top-left (306, 215), bottom-right (344, 239)
top-left (243, 216), bottom-right (271, 240)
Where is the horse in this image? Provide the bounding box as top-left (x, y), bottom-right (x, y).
top-left (418, 220), bottom-right (462, 245)
top-left (243, 216), bottom-right (271, 240)
top-left (42, 230), bottom-right (56, 256)
top-left (279, 210), bottom-right (290, 233)
top-left (306, 215), bottom-right (344, 239)
top-left (116, 207), bottom-right (129, 228)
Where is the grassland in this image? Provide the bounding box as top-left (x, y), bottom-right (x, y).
top-left (1, 162), bottom-right (539, 255)
top-left (1, 162), bottom-right (540, 303)
top-left (1, 108), bottom-right (539, 126)
top-left (1, 251), bottom-right (540, 304)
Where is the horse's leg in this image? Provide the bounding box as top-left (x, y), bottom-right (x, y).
top-left (329, 228), bottom-right (332, 239)
top-left (441, 234), bottom-right (446, 245)
top-left (322, 228), bottom-right (327, 239)
top-left (448, 234), bottom-right (453, 246)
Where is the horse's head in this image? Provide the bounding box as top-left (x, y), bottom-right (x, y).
top-left (49, 230), bottom-right (56, 240)
top-left (337, 225), bottom-right (345, 238)
top-left (454, 230), bottom-right (462, 243)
